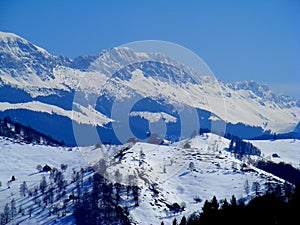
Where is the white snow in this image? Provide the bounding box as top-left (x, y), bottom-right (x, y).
top-left (1, 34), bottom-right (299, 133)
top-left (0, 133), bottom-right (296, 225)
top-left (1, 31), bottom-right (299, 225)
top-left (208, 115), bottom-right (220, 121)
top-left (0, 31), bottom-right (49, 56)
top-left (250, 139), bottom-right (300, 168)
top-left (130, 111), bottom-right (177, 123)
top-left (0, 137), bottom-right (88, 224)
top-left (119, 72), bottom-right (300, 133)
top-left (78, 133), bottom-right (286, 224)
top-left (0, 101), bottom-right (112, 126)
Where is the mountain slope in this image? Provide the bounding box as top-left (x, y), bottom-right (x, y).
top-left (0, 31), bottom-right (299, 145)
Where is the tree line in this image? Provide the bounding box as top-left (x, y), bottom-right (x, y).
top-left (226, 133), bottom-right (261, 156)
top-left (173, 184), bottom-right (300, 225)
top-left (0, 116), bottom-right (62, 146)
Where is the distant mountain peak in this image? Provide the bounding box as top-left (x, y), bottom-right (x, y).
top-left (0, 31), bottom-right (49, 55)
top-left (0, 31), bottom-right (23, 42)
top-left (228, 80), bottom-right (269, 92)
top-left (0, 31), bottom-right (72, 84)
top-left (227, 80), bottom-right (297, 109)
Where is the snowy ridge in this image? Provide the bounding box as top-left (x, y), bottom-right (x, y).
top-left (0, 101), bottom-right (112, 126)
top-left (0, 31), bottom-right (71, 93)
top-left (130, 111), bottom-right (177, 123)
top-left (227, 80), bottom-right (300, 109)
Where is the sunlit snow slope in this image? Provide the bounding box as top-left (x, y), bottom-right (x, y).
top-left (0, 31), bottom-right (299, 145)
top-left (0, 133), bottom-right (293, 224)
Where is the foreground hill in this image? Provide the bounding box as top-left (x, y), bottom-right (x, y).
top-left (1, 133), bottom-right (296, 224)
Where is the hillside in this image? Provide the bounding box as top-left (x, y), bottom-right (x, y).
top-left (1, 133), bottom-right (295, 224)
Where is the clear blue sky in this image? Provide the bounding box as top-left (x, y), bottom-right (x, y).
top-left (0, 0), bottom-right (299, 99)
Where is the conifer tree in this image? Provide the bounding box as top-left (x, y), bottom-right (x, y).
top-left (179, 215), bottom-right (187, 225)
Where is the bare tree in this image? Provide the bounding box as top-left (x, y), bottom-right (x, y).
top-left (252, 181), bottom-right (260, 196)
top-left (163, 165), bottom-right (167, 173)
top-left (244, 179), bottom-right (250, 195)
top-left (40, 175), bottom-right (47, 194)
top-left (10, 199), bottom-right (16, 219)
top-left (28, 206), bottom-right (33, 217)
top-left (36, 164), bottom-right (43, 173)
top-left (3, 204), bottom-right (10, 223)
top-left (20, 181), bottom-right (28, 197)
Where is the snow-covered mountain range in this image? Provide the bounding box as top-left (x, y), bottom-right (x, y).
top-left (0, 31), bottom-right (299, 146)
